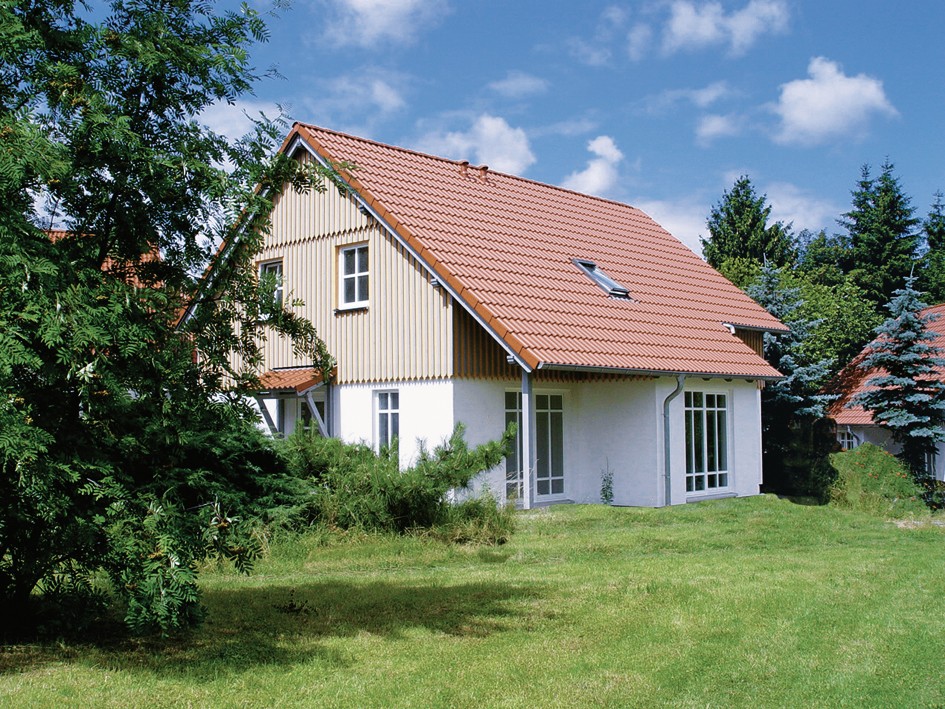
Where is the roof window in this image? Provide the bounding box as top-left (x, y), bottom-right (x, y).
top-left (573, 259), bottom-right (631, 300)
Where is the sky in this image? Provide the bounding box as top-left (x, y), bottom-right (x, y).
top-left (205, 0), bottom-right (945, 255)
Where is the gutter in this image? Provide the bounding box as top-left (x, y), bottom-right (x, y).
top-left (662, 374), bottom-right (686, 507)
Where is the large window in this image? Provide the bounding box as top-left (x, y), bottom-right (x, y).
top-left (339, 244), bottom-right (369, 307)
top-left (376, 390), bottom-right (399, 451)
top-left (505, 391), bottom-right (565, 500)
top-left (259, 260), bottom-right (283, 307)
top-left (685, 391), bottom-right (729, 493)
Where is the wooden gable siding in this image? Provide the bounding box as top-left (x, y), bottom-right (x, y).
top-left (248, 153), bottom-right (453, 385)
top-left (734, 328), bottom-right (764, 358)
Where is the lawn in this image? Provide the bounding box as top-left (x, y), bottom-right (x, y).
top-left (3, 495), bottom-right (945, 707)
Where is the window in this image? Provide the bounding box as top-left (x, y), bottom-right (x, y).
top-left (339, 244), bottom-right (369, 307)
top-left (837, 429), bottom-right (858, 451)
top-left (505, 392), bottom-right (524, 500)
top-left (376, 390), bottom-right (399, 451)
top-left (505, 391), bottom-right (565, 499)
top-left (685, 392), bottom-right (729, 493)
top-left (573, 259), bottom-right (631, 300)
top-left (259, 260), bottom-right (284, 307)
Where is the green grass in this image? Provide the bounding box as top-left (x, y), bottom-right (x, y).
top-left (3, 496), bottom-right (945, 707)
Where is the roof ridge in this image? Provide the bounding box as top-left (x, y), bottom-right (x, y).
top-left (295, 121), bottom-right (654, 216)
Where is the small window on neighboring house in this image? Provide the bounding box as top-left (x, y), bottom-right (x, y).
top-left (339, 244), bottom-right (369, 307)
top-left (685, 391), bottom-right (729, 494)
top-left (376, 390), bottom-right (399, 451)
top-left (573, 259), bottom-right (631, 299)
top-left (838, 429), bottom-right (858, 451)
top-left (259, 260), bottom-right (284, 307)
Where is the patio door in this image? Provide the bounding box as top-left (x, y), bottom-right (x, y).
top-left (504, 392), bottom-right (565, 500)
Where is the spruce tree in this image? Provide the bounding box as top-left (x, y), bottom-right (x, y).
top-left (920, 192), bottom-right (945, 303)
top-left (701, 176), bottom-right (796, 287)
top-left (840, 161), bottom-right (920, 308)
top-left (852, 277), bottom-right (945, 487)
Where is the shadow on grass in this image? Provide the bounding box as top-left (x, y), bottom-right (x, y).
top-left (1, 579), bottom-right (541, 678)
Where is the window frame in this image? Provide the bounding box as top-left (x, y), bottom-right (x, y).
top-left (837, 428), bottom-right (858, 451)
top-left (573, 258), bottom-right (631, 300)
top-left (375, 389), bottom-right (399, 452)
top-left (259, 259), bottom-right (284, 308)
top-left (504, 389), bottom-right (567, 502)
top-left (684, 390), bottom-right (731, 496)
top-left (338, 243), bottom-right (370, 309)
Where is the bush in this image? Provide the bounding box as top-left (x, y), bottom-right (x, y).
top-left (279, 423), bottom-right (515, 540)
top-left (827, 443), bottom-right (929, 517)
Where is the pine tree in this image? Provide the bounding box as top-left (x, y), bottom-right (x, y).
top-left (920, 192), bottom-right (945, 303)
top-left (701, 176), bottom-right (796, 287)
top-left (840, 161), bottom-right (920, 308)
top-left (852, 277), bottom-right (945, 486)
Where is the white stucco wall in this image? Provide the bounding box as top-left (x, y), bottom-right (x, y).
top-left (332, 378), bottom-right (455, 467)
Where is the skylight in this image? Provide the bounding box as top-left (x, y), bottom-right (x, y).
top-left (573, 259), bottom-right (631, 300)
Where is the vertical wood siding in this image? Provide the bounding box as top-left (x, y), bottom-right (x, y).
top-left (734, 329), bottom-right (764, 358)
top-left (235, 154), bottom-right (453, 385)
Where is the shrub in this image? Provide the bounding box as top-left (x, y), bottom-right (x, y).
top-left (827, 443), bottom-right (929, 517)
top-left (279, 423), bottom-right (515, 538)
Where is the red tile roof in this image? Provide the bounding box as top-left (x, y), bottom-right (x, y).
top-left (289, 123), bottom-right (786, 379)
top-left (827, 303), bottom-right (945, 425)
top-left (258, 367), bottom-right (325, 394)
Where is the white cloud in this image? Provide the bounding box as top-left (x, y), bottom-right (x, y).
top-left (644, 81), bottom-right (733, 114)
top-left (566, 5), bottom-right (629, 66)
top-left (199, 99), bottom-right (283, 142)
top-left (320, 0), bottom-right (449, 47)
top-left (696, 113), bottom-right (741, 145)
top-left (488, 71), bottom-right (549, 99)
top-left (415, 114), bottom-right (536, 174)
top-left (632, 196), bottom-right (709, 255)
top-left (662, 0), bottom-right (789, 56)
top-left (773, 57), bottom-right (898, 146)
top-left (561, 135), bottom-right (624, 197)
top-left (627, 23), bottom-right (653, 61)
top-left (306, 70), bottom-right (408, 133)
top-left (764, 182), bottom-right (840, 234)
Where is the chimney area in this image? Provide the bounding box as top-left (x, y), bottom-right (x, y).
top-left (458, 160), bottom-right (469, 177)
top-left (478, 165), bottom-right (489, 183)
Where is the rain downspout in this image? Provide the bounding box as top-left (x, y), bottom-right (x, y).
top-left (662, 374), bottom-right (686, 506)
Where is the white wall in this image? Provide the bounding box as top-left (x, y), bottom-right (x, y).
top-left (333, 378), bottom-right (455, 467)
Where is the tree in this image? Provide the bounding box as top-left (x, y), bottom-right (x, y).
top-left (796, 228), bottom-right (851, 288)
top-left (839, 161), bottom-right (920, 308)
top-left (700, 176), bottom-right (796, 287)
top-left (852, 277), bottom-right (945, 487)
top-left (1, 0), bottom-right (335, 636)
top-left (747, 266), bottom-right (836, 496)
top-left (920, 192), bottom-right (945, 304)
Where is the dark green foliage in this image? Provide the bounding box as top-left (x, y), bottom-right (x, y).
top-left (747, 266), bottom-right (837, 496)
top-left (281, 424), bottom-right (516, 543)
top-left (700, 176), bottom-right (796, 287)
top-left (920, 192), bottom-right (945, 303)
top-left (839, 161), bottom-right (920, 308)
top-left (852, 278), bottom-right (945, 488)
top-left (828, 444), bottom-right (928, 517)
top-left (0, 0), bottom-right (337, 636)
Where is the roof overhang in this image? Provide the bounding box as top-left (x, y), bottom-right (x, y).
top-left (536, 362), bottom-right (783, 382)
top-left (257, 366), bottom-right (331, 395)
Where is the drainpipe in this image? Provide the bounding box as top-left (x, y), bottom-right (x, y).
top-left (662, 374), bottom-right (686, 506)
top-left (521, 369), bottom-right (535, 510)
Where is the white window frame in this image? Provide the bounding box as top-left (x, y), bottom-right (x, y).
top-left (375, 390), bottom-right (399, 452)
top-left (505, 389), bottom-right (566, 501)
top-left (684, 390), bottom-right (731, 495)
top-left (837, 428), bottom-right (858, 451)
top-left (338, 244), bottom-right (369, 309)
top-left (259, 259), bottom-right (284, 308)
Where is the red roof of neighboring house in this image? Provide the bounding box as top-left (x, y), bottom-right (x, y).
top-left (827, 303), bottom-right (945, 425)
top-left (282, 123), bottom-right (785, 379)
top-left (258, 366), bottom-right (326, 394)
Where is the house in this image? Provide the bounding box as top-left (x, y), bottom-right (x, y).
top-left (231, 122), bottom-right (786, 508)
top-left (826, 303), bottom-right (945, 480)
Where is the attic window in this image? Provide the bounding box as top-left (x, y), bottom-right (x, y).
top-left (573, 259), bottom-right (631, 300)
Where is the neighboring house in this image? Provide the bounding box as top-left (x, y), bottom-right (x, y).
top-left (224, 122), bottom-right (787, 508)
top-left (826, 303), bottom-right (945, 481)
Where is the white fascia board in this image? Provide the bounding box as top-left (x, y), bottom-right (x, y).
top-left (293, 137), bottom-right (533, 373)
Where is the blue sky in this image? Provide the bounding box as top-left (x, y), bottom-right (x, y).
top-left (205, 0), bottom-right (945, 254)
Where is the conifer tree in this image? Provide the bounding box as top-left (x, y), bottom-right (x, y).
top-left (700, 176), bottom-right (795, 287)
top-left (852, 277), bottom-right (945, 486)
top-left (920, 192), bottom-right (945, 303)
top-left (840, 161), bottom-right (920, 308)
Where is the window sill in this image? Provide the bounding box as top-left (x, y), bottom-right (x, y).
top-left (334, 305), bottom-right (368, 315)
top-left (686, 491), bottom-right (736, 503)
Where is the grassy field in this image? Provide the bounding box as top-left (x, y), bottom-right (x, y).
top-left (3, 495), bottom-right (945, 707)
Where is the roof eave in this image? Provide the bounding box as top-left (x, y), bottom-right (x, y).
top-left (535, 362), bottom-right (783, 382)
